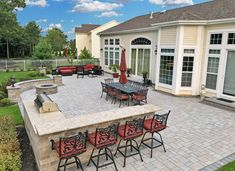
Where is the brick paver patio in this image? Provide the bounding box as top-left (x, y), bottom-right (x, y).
top-left (20, 74), bottom-right (235, 171)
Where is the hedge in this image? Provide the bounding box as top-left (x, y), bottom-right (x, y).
top-left (0, 116), bottom-right (21, 171)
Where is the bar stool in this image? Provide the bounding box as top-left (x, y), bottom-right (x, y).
top-left (50, 132), bottom-right (87, 171)
top-left (87, 123), bottom-right (119, 171)
top-left (140, 111), bottom-right (171, 158)
top-left (114, 117), bottom-right (145, 167)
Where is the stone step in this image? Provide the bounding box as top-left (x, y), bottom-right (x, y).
top-left (202, 97), bottom-right (235, 112)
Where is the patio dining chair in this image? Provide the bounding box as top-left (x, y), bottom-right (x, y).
top-left (87, 123), bottom-right (119, 171)
top-left (115, 117), bottom-right (145, 167)
top-left (104, 78), bottom-right (114, 84)
top-left (106, 85), bottom-right (116, 103)
top-left (115, 89), bottom-right (129, 107)
top-left (140, 111), bottom-right (171, 158)
top-left (77, 66), bottom-right (85, 78)
top-left (132, 89), bottom-right (148, 104)
top-left (50, 131), bottom-right (87, 171)
top-left (100, 82), bottom-right (108, 98)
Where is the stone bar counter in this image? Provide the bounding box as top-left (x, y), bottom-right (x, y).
top-left (23, 100), bottom-right (161, 171)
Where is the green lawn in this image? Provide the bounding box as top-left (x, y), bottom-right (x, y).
top-left (0, 105), bottom-right (23, 125)
top-left (217, 161), bottom-right (235, 171)
top-left (0, 71), bottom-right (48, 83)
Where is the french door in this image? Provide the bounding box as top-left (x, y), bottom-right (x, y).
top-left (223, 51), bottom-right (235, 96)
top-left (131, 48), bottom-right (150, 76)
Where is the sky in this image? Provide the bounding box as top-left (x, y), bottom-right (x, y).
top-left (16, 0), bottom-right (209, 40)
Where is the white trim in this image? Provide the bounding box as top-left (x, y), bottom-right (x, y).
top-left (155, 29), bottom-right (161, 90)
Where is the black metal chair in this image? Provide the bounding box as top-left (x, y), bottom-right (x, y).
top-left (51, 131), bottom-right (87, 171)
top-left (100, 82), bottom-right (108, 98)
top-left (87, 123), bottom-right (119, 171)
top-left (104, 78), bottom-right (114, 84)
top-left (132, 89), bottom-right (148, 104)
top-left (115, 117), bottom-right (145, 167)
top-left (115, 89), bottom-right (129, 107)
top-left (140, 111), bottom-right (171, 158)
top-left (77, 66), bottom-right (84, 78)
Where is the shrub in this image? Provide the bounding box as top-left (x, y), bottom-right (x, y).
top-left (0, 98), bottom-right (11, 106)
top-left (28, 72), bottom-right (37, 77)
top-left (34, 39), bottom-right (53, 59)
top-left (0, 91), bottom-right (7, 100)
top-left (79, 47), bottom-right (93, 59)
top-left (0, 80), bottom-right (11, 95)
top-left (0, 116), bottom-right (21, 171)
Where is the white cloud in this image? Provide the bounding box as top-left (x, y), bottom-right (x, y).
top-left (66, 28), bottom-right (75, 35)
top-left (70, 19), bottom-right (75, 23)
top-left (36, 19), bottom-right (47, 23)
top-left (25, 0), bottom-right (47, 7)
top-left (149, 0), bottom-right (193, 6)
top-left (49, 23), bottom-right (63, 30)
top-left (60, 20), bottom-right (65, 22)
top-left (97, 11), bottom-right (121, 18)
top-left (72, 0), bottom-right (123, 12)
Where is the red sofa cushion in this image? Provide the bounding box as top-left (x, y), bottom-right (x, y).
top-left (84, 64), bottom-right (94, 71)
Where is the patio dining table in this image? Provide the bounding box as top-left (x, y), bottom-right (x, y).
top-left (106, 82), bottom-right (142, 94)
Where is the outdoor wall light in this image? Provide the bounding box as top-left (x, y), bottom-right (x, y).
top-left (155, 45), bottom-right (158, 55)
top-left (11, 76), bottom-right (16, 87)
top-left (100, 48), bottom-right (103, 51)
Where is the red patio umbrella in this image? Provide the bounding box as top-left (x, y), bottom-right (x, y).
top-left (119, 48), bottom-right (128, 85)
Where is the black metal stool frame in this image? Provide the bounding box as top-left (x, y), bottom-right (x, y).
top-left (140, 110), bottom-right (171, 158)
top-left (87, 123), bottom-right (119, 171)
top-left (114, 117), bottom-right (145, 167)
top-left (51, 131), bottom-right (87, 171)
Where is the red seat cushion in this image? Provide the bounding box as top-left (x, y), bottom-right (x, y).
top-left (118, 125), bottom-right (143, 140)
top-left (54, 140), bottom-right (86, 158)
top-left (88, 132), bottom-right (116, 149)
top-left (144, 119), bottom-right (166, 132)
top-left (132, 94), bottom-right (146, 101)
top-left (84, 64), bottom-right (94, 71)
top-left (117, 94), bottom-right (129, 100)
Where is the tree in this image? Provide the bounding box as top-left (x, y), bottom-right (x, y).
top-left (34, 39), bottom-right (53, 59)
top-left (45, 28), bottom-right (67, 53)
top-left (0, 0), bottom-right (26, 58)
top-left (0, 0), bottom-right (26, 12)
top-left (24, 21), bottom-right (41, 57)
top-left (79, 47), bottom-right (93, 59)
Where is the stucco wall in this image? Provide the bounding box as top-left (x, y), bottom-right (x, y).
top-left (91, 21), bottom-right (119, 58)
top-left (75, 33), bottom-right (90, 57)
top-left (100, 31), bottom-right (158, 83)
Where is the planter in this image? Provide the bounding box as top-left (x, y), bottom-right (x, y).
top-left (113, 73), bottom-right (119, 78)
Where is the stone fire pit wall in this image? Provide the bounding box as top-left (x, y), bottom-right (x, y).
top-left (23, 101), bottom-right (161, 171)
top-left (7, 75), bottom-right (62, 103)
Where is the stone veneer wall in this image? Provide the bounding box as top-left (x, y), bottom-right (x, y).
top-left (7, 75), bottom-right (62, 103)
top-left (25, 114), bottom-right (154, 171)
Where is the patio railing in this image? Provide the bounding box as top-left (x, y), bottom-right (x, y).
top-left (0, 58), bottom-right (100, 71)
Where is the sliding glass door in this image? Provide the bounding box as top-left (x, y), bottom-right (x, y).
top-left (223, 51), bottom-right (235, 96)
top-left (131, 48), bottom-right (150, 76)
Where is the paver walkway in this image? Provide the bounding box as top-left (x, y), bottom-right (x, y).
top-left (20, 74), bottom-right (235, 171)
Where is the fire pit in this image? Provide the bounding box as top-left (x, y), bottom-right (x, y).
top-left (35, 83), bottom-right (58, 95)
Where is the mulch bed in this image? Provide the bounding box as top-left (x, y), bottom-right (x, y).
top-left (17, 126), bottom-right (38, 171)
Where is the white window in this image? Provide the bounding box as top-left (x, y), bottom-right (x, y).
top-left (159, 49), bottom-right (175, 85)
top-left (103, 38), bottom-right (120, 66)
top-left (181, 49), bottom-right (194, 87)
top-left (206, 49), bottom-right (220, 90)
top-left (210, 33), bottom-right (222, 45)
top-left (228, 33), bottom-right (235, 44)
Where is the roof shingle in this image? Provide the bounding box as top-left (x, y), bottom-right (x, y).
top-left (100, 0), bottom-right (235, 34)
top-left (75, 24), bottom-right (100, 33)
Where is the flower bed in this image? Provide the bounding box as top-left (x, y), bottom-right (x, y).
top-left (0, 116), bottom-right (22, 171)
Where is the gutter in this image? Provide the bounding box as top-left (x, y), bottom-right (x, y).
top-left (99, 18), bottom-right (235, 36)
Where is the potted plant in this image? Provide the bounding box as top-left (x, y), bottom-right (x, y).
top-left (142, 71), bottom-right (148, 85)
top-left (127, 68), bottom-right (132, 77)
top-left (109, 64), bottom-right (119, 78)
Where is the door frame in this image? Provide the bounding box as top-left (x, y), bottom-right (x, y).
top-left (220, 50), bottom-right (235, 101)
top-left (130, 47), bottom-right (151, 77)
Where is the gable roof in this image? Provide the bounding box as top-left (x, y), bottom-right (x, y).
top-left (75, 24), bottom-right (100, 33)
top-left (100, 0), bottom-right (235, 35)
